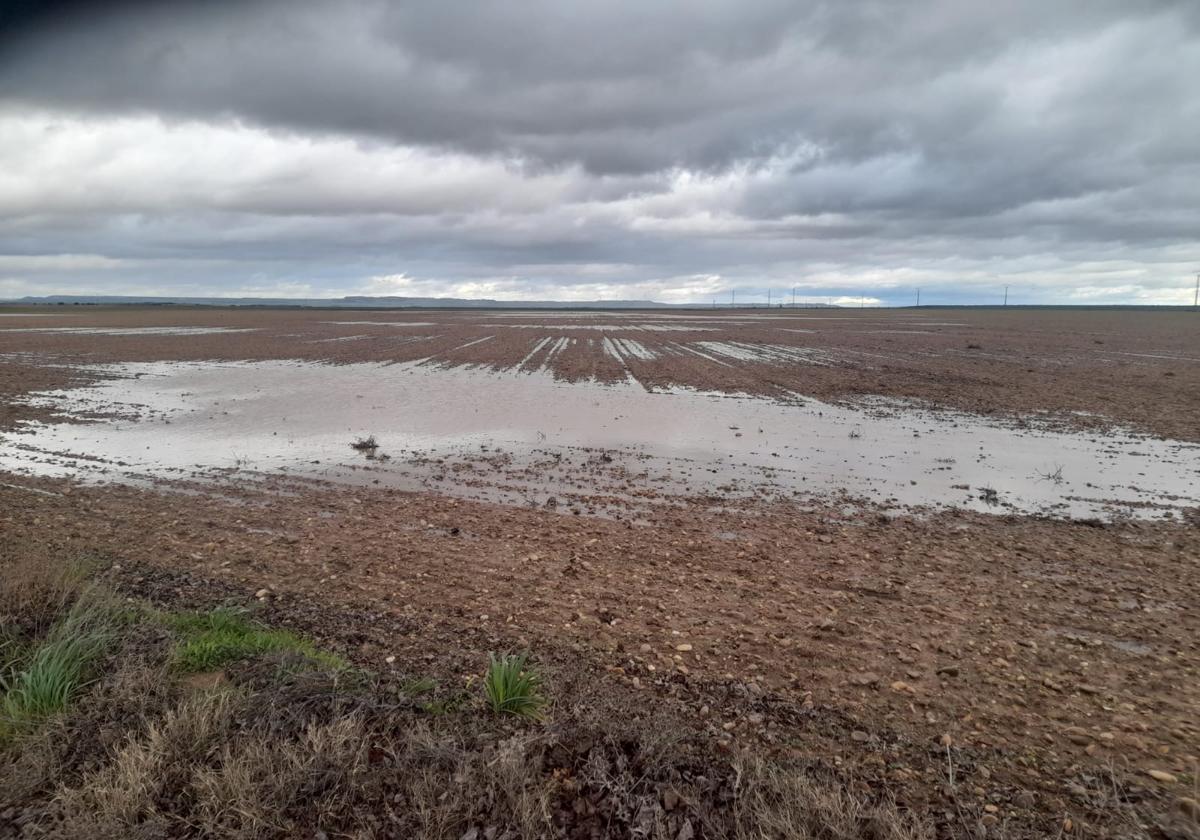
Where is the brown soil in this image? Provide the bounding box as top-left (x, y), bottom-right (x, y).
top-left (2, 477), bottom-right (1197, 837)
top-left (2, 305), bottom-right (1198, 440)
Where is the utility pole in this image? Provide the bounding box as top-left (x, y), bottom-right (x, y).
top-left (1194, 273), bottom-right (1199, 310)
top-left (767, 288), bottom-right (771, 308)
top-left (1004, 285), bottom-right (1009, 307)
top-left (916, 288), bottom-right (920, 307)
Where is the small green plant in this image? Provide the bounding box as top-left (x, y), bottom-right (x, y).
top-left (1, 595), bottom-right (114, 738)
top-left (167, 608), bottom-right (343, 673)
top-left (484, 653), bottom-right (546, 719)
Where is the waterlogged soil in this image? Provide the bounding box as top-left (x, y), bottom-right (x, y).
top-left (1, 305), bottom-right (1198, 440)
top-left (1, 478), bottom-right (1198, 838)
top-left (2, 359), bottom-right (1198, 520)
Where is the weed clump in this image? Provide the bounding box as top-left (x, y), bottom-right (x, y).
top-left (350, 435), bottom-right (379, 452)
top-left (484, 653), bottom-right (546, 719)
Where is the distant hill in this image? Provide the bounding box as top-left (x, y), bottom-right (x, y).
top-left (3, 294), bottom-right (839, 310)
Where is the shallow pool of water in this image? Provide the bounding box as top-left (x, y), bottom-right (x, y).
top-left (2, 360), bottom-right (1197, 519)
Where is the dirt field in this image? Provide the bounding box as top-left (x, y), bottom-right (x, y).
top-left (1, 305), bottom-right (1198, 839)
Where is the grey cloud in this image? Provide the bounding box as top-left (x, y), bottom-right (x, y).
top-left (5, 1), bottom-right (1193, 173)
top-left (0, 0), bottom-right (1198, 304)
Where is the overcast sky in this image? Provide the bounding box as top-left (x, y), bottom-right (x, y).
top-left (1, 0), bottom-right (1198, 305)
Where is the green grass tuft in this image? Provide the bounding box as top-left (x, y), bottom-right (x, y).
top-left (1, 595), bottom-right (114, 739)
top-left (484, 653), bottom-right (546, 719)
top-left (167, 608), bottom-right (344, 673)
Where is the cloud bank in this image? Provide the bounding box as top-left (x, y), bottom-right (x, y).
top-left (2, 0), bottom-right (1198, 304)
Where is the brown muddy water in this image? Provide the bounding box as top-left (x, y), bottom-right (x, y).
top-left (1, 359), bottom-right (1197, 519)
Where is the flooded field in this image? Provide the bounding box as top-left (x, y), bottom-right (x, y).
top-left (3, 305), bottom-right (1197, 443)
top-left (3, 304), bottom-right (1199, 838)
top-left (2, 358), bottom-right (1197, 519)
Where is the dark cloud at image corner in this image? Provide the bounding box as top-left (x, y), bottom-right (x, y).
top-left (0, 0), bottom-right (147, 38)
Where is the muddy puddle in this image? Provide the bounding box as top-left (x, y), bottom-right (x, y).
top-left (1, 359), bottom-right (1197, 520)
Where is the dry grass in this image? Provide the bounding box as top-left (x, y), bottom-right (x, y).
top-left (2, 626), bottom-right (977, 840)
top-left (55, 690), bottom-right (239, 835)
top-left (733, 756), bottom-right (934, 840)
top-left (0, 554), bottom-right (89, 638)
top-left (193, 715), bottom-right (370, 837)
top-left (48, 690), bottom-right (557, 839)
top-left (0, 653), bottom-right (173, 804)
top-left (397, 726), bottom-right (555, 840)
top-left (4, 628), bottom-right (1145, 840)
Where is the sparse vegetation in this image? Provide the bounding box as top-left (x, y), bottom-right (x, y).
top-left (166, 608), bottom-right (344, 673)
top-left (484, 652), bottom-right (546, 719)
top-left (733, 756), bottom-right (933, 840)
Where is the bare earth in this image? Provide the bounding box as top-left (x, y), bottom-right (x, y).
top-left (1, 305), bottom-right (1198, 838)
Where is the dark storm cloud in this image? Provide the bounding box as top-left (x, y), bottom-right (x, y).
top-left (5, 0), bottom-right (1195, 173)
top-left (1, 0), bottom-right (1198, 303)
